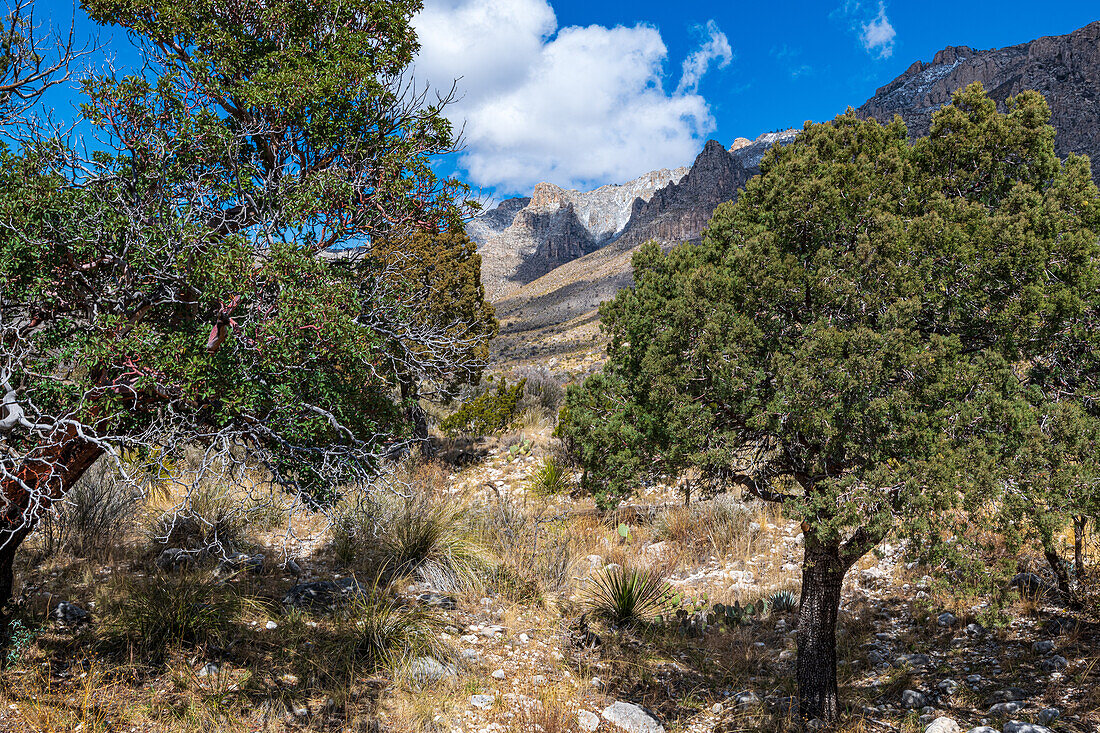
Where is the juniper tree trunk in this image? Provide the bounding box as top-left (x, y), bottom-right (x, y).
top-left (1042, 540), bottom-right (1078, 609)
top-left (796, 539), bottom-right (846, 722)
top-left (1073, 516), bottom-right (1087, 579)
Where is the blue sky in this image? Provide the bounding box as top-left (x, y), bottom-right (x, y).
top-left (40, 1), bottom-right (1100, 199)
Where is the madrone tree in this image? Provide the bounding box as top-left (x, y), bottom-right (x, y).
top-left (0, 0), bottom-right (493, 634)
top-left (561, 84), bottom-right (1100, 721)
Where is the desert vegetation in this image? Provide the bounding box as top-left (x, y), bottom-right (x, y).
top-left (0, 1), bottom-right (1098, 733)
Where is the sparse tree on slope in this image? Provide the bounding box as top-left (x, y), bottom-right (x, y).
top-left (561, 83), bottom-right (1100, 721)
top-left (0, 0), bottom-right (491, 636)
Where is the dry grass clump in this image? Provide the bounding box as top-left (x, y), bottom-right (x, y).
top-left (655, 496), bottom-right (761, 562)
top-left (34, 459), bottom-right (142, 562)
top-left (95, 572), bottom-right (253, 658)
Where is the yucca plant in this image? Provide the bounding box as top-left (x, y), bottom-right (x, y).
top-left (528, 458), bottom-right (570, 496)
top-left (585, 565), bottom-right (672, 626)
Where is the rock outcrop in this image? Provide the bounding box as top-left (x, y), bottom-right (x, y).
top-left (858, 21), bottom-right (1100, 183)
top-left (469, 167), bottom-right (688, 299)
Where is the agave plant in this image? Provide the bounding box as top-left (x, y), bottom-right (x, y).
top-left (769, 589), bottom-right (799, 612)
top-left (585, 565), bottom-right (672, 626)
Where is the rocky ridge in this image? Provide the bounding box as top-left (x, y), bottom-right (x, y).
top-left (857, 20), bottom-right (1100, 184)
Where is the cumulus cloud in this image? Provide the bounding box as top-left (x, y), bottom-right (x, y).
top-left (861, 2), bottom-right (896, 59)
top-left (412, 0), bottom-right (731, 194)
top-left (832, 0), bottom-right (896, 60)
top-left (677, 20), bottom-right (734, 94)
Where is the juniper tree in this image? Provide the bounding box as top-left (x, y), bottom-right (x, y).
top-left (0, 0), bottom-right (491, 635)
top-left (561, 83), bottom-right (1100, 721)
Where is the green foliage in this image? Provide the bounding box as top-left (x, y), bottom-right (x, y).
top-left (561, 82), bottom-right (1100, 560)
top-left (440, 379), bottom-right (526, 438)
top-left (3, 619), bottom-right (39, 666)
top-left (585, 565), bottom-right (672, 626)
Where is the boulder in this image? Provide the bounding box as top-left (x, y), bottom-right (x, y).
top-left (1039, 655), bottom-right (1067, 671)
top-left (1030, 640), bottom-right (1055, 655)
top-left (155, 547), bottom-right (193, 571)
top-left (1009, 573), bottom-right (1055, 598)
top-left (601, 701), bottom-right (665, 733)
top-left (895, 653), bottom-right (931, 668)
top-left (966, 728), bottom-right (999, 733)
top-left (469, 694), bottom-right (494, 710)
top-left (1036, 708), bottom-right (1060, 725)
top-left (577, 710), bottom-right (600, 732)
top-left (937, 612), bottom-right (958, 627)
top-left (988, 702), bottom-right (1024, 717)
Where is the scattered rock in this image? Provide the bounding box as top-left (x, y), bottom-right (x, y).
top-left (733, 691), bottom-right (760, 708)
top-left (216, 552), bottom-right (265, 576)
top-left (937, 612), bottom-right (958, 627)
top-left (408, 657), bottom-right (456, 685)
top-left (987, 689), bottom-right (1028, 704)
top-left (926, 717), bottom-right (961, 733)
top-left (1003, 722), bottom-right (1053, 733)
top-left (601, 701), bottom-right (664, 733)
top-left (469, 694), bottom-right (494, 710)
top-left (902, 690), bottom-right (928, 709)
top-left (417, 592), bottom-right (457, 610)
top-left (965, 623), bottom-right (985, 637)
top-left (895, 653), bottom-right (931, 668)
top-left (966, 728), bottom-right (998, 733)
top-left (155, 547), bottom-right (192, 571)
top-left (937, 679), bottom-right (960, 695)
top-left (577, 710), bottom-right (600, 732)
top-left (1036, 708), bottom-right (1059, 725)
top-left (1039, 655), bottom-right (1067, 671)
top-left (987, 702), bottom-right (1024, 717)
top-left (282, 578), bottom-right (364, 611)
top-left (52, 601), bottom-right (90, 626)
top-left (1030, 640), bottom-right (1055, 655)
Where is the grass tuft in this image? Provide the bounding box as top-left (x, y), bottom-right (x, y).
top-left (585, 564), bottom-right (671, 626)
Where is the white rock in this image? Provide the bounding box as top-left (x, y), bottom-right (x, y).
top-left (577, 710), bottom-right (600, 732)
top-left (925, 718), bottom-right (961, 733)
top-left (491, 669), bottom-right (506, 679)
top-left (469, 695), bottom-right (494, 710)
top-left (601, 701), bottom-right (664, 733)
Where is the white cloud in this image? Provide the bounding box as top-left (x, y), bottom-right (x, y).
top-left (412, 1), bottom-right (731, 194)
top-left (832, 0), bottom-right (896, 60)
top-left (677, 20), bottom-right (733, 94)
top-left (861, 2), bottom-right (896, 59)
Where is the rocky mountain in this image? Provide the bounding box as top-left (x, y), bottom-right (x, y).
top-left (857, 20), bottom-right (1100, 184)
top-left (468, 167), bottom-right (688, 300)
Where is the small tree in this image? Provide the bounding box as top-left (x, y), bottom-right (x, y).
top-left (0, 0), bottom-right (489, 634)
top-left (562, 84), bottom-right (1100, 721)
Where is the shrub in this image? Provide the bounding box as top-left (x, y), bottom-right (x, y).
top-left (440, 378), bottom-right (526, 438)
top-left (585, 565), bottom-right (672, 626)
top-left (149, 481), bottom-right (257, 553)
